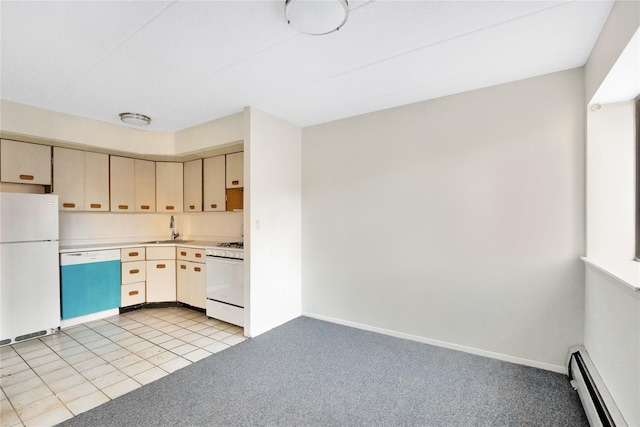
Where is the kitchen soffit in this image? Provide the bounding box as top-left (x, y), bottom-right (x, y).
top-left (0, 1), bottom-right (614, 132)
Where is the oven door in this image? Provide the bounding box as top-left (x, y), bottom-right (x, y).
top-left (206, 257), bottom-right (244, 308)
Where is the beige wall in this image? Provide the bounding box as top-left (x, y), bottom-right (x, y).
top-left (302, 68), bottom-right (585, 372)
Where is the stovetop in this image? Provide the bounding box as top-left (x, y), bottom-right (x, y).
top-left (216, 241), bottom-right (243, 249)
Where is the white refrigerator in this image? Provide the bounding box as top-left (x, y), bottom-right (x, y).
top-left (0, 192), bottom-right (60, 346)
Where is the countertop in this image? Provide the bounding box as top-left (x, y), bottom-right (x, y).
top-left (59, 240), bottom-right (228, 253)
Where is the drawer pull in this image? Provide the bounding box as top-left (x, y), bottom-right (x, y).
top-left (90, 203), bottom-right (101, 209)
top-left (210, 204), bottom-right (217, 209)
top-left (194, 267), bottom-right (201, 272)
top-left (129, 269), bottom-right (139, 274)
top-left (180, 251), bottom-right (187, 256)
top-left (232, 180), bottom-right (239, 185)
top-left (128, 290), bottom-right (139, 296)
top-left (195, 253), bottom-right (202, 258)
top-left (62, 203), bottom-right (76, 208)
top-left (140, 205), bottom-right (150, 210)
top-left (156, 264), bottom-right (166, 269)
top-left (118, 205), bottom-right (129, 210)
top-left (19, 174), bottom-right (34, 181)
top-left (189, 205), bottom-right (195, 210)
top-left (128, 251), bottom-right (139, 257)
top-left (165, 205), bottom-right (174, 210)
top-left (180, 264), bottom-right (187, 270)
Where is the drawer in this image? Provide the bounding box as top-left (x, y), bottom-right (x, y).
top-left (176, 247), bottom-right (205, 263)
top-left (206, 300), bottom-right (244, 327)
top-left (122, 282), bottom-right (145, 307)
top-left (122, 261), bottom-right (146, 284)
top-left (121, 247), bottom-right (145, 262)
top-left (146, 246), bottom-right (175, 260)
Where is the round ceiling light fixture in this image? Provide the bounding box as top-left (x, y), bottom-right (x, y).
top-left (285, 0), bottom-right (349, 36)
top-left (119, 112), bottom-right (151, 126)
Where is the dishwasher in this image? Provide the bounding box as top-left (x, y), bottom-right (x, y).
top-left (60, 249), bottom-right (121, 322)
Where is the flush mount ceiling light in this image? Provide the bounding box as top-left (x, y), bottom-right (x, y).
top-left (119, 112), bottom-right (151, 126)
top-left (285, 0), bottom-right (349, 36)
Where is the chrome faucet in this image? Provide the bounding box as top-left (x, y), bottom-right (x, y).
top-left (170, 215), bottom-right (179, 240)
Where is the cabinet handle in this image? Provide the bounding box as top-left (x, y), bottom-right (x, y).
top-left (62, 203), bottom-right (76, 208)
top-left (180, 264), bottom-right (187, 270)
top-left (210, 204), bottom-right (217, 209)
top-left (129, 269), bottom-right (139, 274)
top-left (195, 253), bottom-right (202, 258)
top-left (119, 205), bottom-right (129, 210)
top-left (232, 180), bottom-right (239, 185)
top-left (19, 174), bottom-right (34, 181)
top-left (141, 205), bottom-right (150, 210)
top-left (129, 252), bottom-right (138, 257)
top-left (194, 267), bottom-right (201, 272)
top-left (165, 206), bottom-right (174, 210)
top-left (189, 205), bottom-right (195, 210)
top-left (156, 264), bottom-right (166, 269)
top-left (90, 203), bottom-right (101, 209)
top-left (129, 290), bottom-right (139, 296)
top-left (180, 251), bottom-right (187, 256)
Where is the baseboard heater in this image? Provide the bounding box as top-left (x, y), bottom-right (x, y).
top-left (568, 346), bottom-right (627, 427)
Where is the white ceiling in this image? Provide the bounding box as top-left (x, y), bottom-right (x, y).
top-left (0, 0), bottom-right (614, 132)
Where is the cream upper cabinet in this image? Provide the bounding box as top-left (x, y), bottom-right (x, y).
top-left (84, 152), bottom-right (109, 211)
top-left (183, 159), bottom-right (202, 212)
top-left (53, 147), bottom-right (84, 211)
top-left (110, 156), bottom-right (135, 212)
top-left (226, 152), bottom-right (243, 188)
top-left (1, 140), bottom-right (52, 185)
top-left (156, 162), bottom-right (183, 212)
top-left (203, 156), bottom-right (225, 212)
top-left (134, 159), bottom-right (156, 212)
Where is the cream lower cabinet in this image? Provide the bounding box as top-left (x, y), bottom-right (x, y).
top-left (121, 247), bottom-right (146, 307)
top-left (176, 247), bottom-right (206, 309)
top-left (146, 246), bottom-right (176, 302)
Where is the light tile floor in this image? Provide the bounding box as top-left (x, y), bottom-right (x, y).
top-left (0, 307), bottom-right (245, 427)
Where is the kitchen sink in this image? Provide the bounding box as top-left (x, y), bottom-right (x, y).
top-left (142, 239), bottom-right (192, 244)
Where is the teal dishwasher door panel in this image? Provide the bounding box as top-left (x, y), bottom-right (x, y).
top-left (60, 260), bottom-right (121, 320)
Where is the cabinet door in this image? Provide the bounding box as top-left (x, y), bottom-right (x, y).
top-left (226, 152), bottom-right (243, 188)
top-left (1, 140), bottom-right (52, 185)
top-left (146, 260), bottom-right (176, 302)
top-left (176, 261), bottom-right (191, 304)
top-left (190, 262), bottom-right (206, 309)
top-left (53, 147), bottom-right (84, 210)
top-left (156, 162), bottom-right (183, 212)
top-left (183, 159), bottom-right (202, 212)
top-left (110, 156), bottom-right (135, 212)
top-left (203, 156), bottom-right (225, 212)
top-left (84, 152), bottom-right (109, 211)
top-left (135, 159), bottom-right (156, 212)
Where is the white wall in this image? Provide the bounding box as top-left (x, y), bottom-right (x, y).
top-left (586, 101), bottom-right (638, 285)
top-left (302, 68), bottom-right (585, 372)
top-left (584, 266), bottom-right (640, 426)
top-left (245, 107), bottom-right (302, 337)
top-left (582, 3), bottom-right (640, 423)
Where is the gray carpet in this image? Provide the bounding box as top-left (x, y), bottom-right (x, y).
top-left (58, 316), bottom-right (587, 426)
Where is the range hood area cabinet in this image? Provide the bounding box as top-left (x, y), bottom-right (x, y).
top-left (53, 147), bottom-right (109, 211)
top-left (0, 139), bottom-right (51, 186)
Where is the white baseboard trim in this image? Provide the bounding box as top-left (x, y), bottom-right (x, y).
top-left (303, 312), bottom-right (567, 374)
top-left (60, 308), bottom-right (119, 329)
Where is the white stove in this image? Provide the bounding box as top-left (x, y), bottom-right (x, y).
top-left (205, 241), bottom-right (244, 327)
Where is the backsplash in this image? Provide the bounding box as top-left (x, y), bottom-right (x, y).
top-left (59, 211), bottom-right (243, 246)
